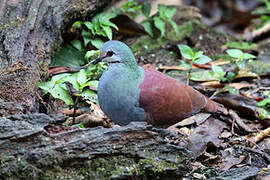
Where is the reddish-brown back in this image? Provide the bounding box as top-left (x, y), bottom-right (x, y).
top-left (139, 67), bottom-right (218, 126)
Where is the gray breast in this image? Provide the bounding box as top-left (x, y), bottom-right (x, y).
top-left (97, 64), bottom-right (147, 125)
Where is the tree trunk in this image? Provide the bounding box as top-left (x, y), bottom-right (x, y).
top-left (0, 0), bottom-right (107, 116)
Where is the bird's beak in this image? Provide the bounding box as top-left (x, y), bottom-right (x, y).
top-left (91, 51), bottom-right (106, 65)
top-left (91, 57), bottom-right (103, 65)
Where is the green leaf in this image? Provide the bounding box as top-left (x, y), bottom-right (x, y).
top-left (211, 65), bottom-right (226, 80)
top-left (263, 91), bottom-right (270, 96)
top-left (154, 16), bottom-right (165, 37)
top-left (177, 44), bottom-right (193, 60)
top-left (236, 61), bottom-right (246, 69)
top-left (85, 50), bottom-right (99, 61)
top-left (95, 28), bottom-right (107, 37)
top-left (179, 60), bottom-right (192, 69)
top-left (225, 71), bottom-right (235, 83)
top-left (226, 41), bottom-right (257, 50)
top-left (101, 21), bottom-right (118, 31)
top-left (90, 38), bottom-right (104, 49)
top-left (141, 21), bottom-right (153, 37)
top-left (81, 29), bottom-right (92, 46)
top-left (158, 4), bottom-right (176, 19)
top-left (167, 18), bottom-right (179, 35)
top-left (81, 29), bottom-right (91, 37)
top-left (142, 2), bottom-right (151, 17)
top-left (50, 44), bottom-right (85, 68)
top-left (193, 51), bottom-right (203, 59)
top-left (78, 122), bottom-right (85, 129)
top-left (256, 107), bottom-right (270, 119)
top-left (224, 86), bottom-right (239, 95)
top-left (83, 21), bottom-right (93, 31)
top-left (72, 21), bottom-right (82, 29)
top-left (77, 69), bottom-right (88, 87)
top-left (37, 81), bottom-right (74, 105)
top-left (195, 55), bottom-right (212, 64)
top-left (258, 98), bottom-right (270, 107)
top-left (79, 89), bottom-right (98, 104)
top-left (80, 80), bottom-right (99, 90)
top-left (82, 36), bottom-right (91, 47)
top-left (95, 12), bottom-right (118, 30)
top-left (121, 0), bottom-right (138, 12)
top-left (242, 53), bottom-right (256, 60)
top-left (101, 26), bottom-right (113, 40)
top-left (57, 73), bottom-right (80, 91)
top-left (189, 70), bottom-right (217, 81)
top-left (51, 73), bottom-right (72, 83)
top-left (226, 49), bottom-right (243, 58)
top-left (71, 40), bottom-right (83, 51)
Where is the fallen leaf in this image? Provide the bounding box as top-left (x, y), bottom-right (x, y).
top-left (187, 118), bottom-right (226, 158)
top-left (221, 149), bottom-right (247, 170)
top-left (201, 81), bottom-right (224, 88)
top-left (213, 93), bottom-right (258, 119)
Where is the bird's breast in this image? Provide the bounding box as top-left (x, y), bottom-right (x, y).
top-left (98, 64), bottom-right (147, 125)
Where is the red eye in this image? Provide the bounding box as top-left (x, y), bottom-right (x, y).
top-left (107, 51), bottom-right (114, 57)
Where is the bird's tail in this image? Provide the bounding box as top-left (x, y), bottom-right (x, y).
top-left (203, 97), bottom-right (228, 115)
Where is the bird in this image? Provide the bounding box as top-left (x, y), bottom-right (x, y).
top-left (92, 40), bottom-right (222, 126)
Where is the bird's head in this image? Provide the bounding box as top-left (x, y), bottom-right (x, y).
top-left (91, 40), bottom-right (137, 66)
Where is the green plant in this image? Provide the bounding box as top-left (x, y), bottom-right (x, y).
top-left (226, 41), bottom-right (258, 50)
top-left (210, 65), bottom-right (235, 83)
top-left (223, 86), bottom-right (239, 95)
top-left (120, 0), bottom-right (142, 19)
top-left (257, 91), bottom-right (270, 119)
top-left (226, 49), bottom-right (256, 70)
top-left (153, 4), bottom-right (179, 37)
top-left (252, 0), bottom-right (270, 28)
top-left (37, 62), bottom-right (106, 106)
top-left (178, 44), bottom-right (212, 84)
top-left (140, 2), bottom-right (153, 37)
top-left (258, 91), bottom-right (270, 107)
top-left (178, 44), bottom-right (212, 68)
top-left (72, 12), bottom-right (118, 50)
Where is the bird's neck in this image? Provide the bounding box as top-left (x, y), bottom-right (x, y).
top-left (110, 55), bottom-right (142, 76)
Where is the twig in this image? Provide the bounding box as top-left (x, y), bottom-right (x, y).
top-left (231, 114), bottom-right (236, 136)
top-left (36, 92), bottom-right (49, 111)
top-left (254, 127), bottom-right (270, 143)
top-left (229, 109), bottom-right (254, 133)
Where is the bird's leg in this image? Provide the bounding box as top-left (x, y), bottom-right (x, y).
top-left (186, 69), bottom-right (192, 85)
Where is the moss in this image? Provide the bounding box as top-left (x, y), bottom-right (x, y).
top-left (0, 18), bottom-right (26, 32)
top-left (39, 152), bottom-right (187, 179)
top-left (37, 61), bottom-right (50, 80)
top-left (137, 158), bottom-right (178, 175)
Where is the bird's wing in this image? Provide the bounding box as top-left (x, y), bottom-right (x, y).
top-left (139, 67), bottom-right (208, 125)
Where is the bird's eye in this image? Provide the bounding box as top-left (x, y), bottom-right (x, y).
top-left (106, 51), bottom-right (114, 57)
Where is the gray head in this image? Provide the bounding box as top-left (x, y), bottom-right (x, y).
top-left (92, 40), bottom-right (137, 67)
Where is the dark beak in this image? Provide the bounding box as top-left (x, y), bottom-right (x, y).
top-left (91, 57), bottom-right (103, 65)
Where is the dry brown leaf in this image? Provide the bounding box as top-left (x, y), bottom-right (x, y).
top-left (201, 81), bottom-right (224, 88)
top-left (228, 83), bottom-right (256, 90)
top-left (187, 118), bottom-right (226, 158)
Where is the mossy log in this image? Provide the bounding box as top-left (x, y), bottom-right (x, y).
top-left (0, 113), bottom-right (193, 179)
